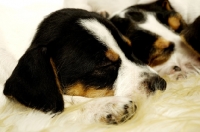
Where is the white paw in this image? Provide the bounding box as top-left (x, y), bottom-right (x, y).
top-left (82, 96), bottom-right (137, 124)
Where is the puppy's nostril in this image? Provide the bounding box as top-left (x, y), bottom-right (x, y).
top-left (173, 66), bottom-right (181, 72)
top-left (149, 76), bottom-right (167, 91)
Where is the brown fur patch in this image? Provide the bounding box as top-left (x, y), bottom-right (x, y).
top-left (105, 49), bottom-right (119, 62)
top-left (65, 83), bottom-right (114, 98)
top-left (122, 35), bottom-right (132, 46)
top-left (50, 58), bottom-right (63, 94)
top-left (168, 15), bottom-right (181, 31)
top-left (148, 50), bottom-right (170, 67)
top-left (149, 38), bottom-right (172, 67)
top-left (154, 37), bottom-right (170, 49)
top-left (168, 13), bottom-right (187, 32)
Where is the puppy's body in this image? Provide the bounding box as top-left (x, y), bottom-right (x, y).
top-left (3, 9), bottom-right (166, 124)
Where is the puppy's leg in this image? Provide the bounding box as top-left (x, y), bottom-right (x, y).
top-left (63, 95), bottom-right (136, 124)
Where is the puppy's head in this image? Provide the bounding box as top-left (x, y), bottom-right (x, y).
top-left (110, 0), bottom-right (200, 77)
top-left (4, 9), bottom-right (166, 113)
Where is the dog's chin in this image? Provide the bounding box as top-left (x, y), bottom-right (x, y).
top-left (152, 49), bottom-right (200, 80)
top-left (140, 77), bottom-right (167, 95)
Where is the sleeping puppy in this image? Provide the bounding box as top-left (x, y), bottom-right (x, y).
top-left (3, 9), bottom-right (166, 124)
top-left (109, 0), bottom-right (200, 79)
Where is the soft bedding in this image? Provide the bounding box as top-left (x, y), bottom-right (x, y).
top-left (0, 0), bottom-right (200, 131)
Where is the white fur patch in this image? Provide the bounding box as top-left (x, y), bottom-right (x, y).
top-left (139, 13), bottom-right (181, 43)
top-left (138, 13), bottom-right (200, 79)
top-left (79, 19), bottom-right (157, 96)
top-left (63, 95), bottom-right (135, 124)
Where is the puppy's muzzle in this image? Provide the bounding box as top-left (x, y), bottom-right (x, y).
top-left (142, 74), bottom-right (167, 92)
top-left (149, 76), bottom-right (166, 91)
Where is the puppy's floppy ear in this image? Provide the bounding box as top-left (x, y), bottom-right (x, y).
top-left (3, 46), bottom-right (64, 113)
top-left (110, 15), bottom-right (132, 35)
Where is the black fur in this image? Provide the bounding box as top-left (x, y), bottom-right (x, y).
top-left (125, 0), bottom-right (185, 33)
top-left (4, 47), bottom-right (64, 113)
top-left (181, 16), bottom-right (200, 54)
top-left (3, 9), bottom-right (144, 113)
top-left (110, 16), bottom-right (175, 65)
top-left (109, 0), bottom-right (178, 66)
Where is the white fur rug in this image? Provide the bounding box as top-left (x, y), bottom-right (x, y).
top-left (1, 75), bottom-right (200, 132)
top-left (1, 0), bottom-right (200, 132)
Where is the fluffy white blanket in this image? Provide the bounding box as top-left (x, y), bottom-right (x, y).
top-left (0, 0), bottom-right (200, 131)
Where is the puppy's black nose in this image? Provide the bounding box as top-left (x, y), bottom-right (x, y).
top-left (149, 76), bottom-right (167, 91)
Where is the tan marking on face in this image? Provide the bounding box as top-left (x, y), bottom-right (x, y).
top-left (168, 13), bottom-right (187, 32)
top-left (65, 83), bottom-right (114, 98)
top-left (122, 35), bottom-right (132, 46)
top-left (168, 15), bottom-right (181, 31)
top-left (105, 49), bottom-right (119, 62)
top-left (148, 53), bottom-right (170, 67)
top-left (149, 38), bottom-right (172, 67)
top-left (50, 58), bottom-right (63, 94)
top-left (154, 37), bottom-right (170, 49)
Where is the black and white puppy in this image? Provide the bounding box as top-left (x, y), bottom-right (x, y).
top-left (3, 9), bottom-right (166, 124)
top-left (109, 0), bottom-right (200, 79)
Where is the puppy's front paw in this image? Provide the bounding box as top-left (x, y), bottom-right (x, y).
top-left (83, 97), bottom-right (137, 124)
top-left (103, 99), bottom-right (135, 124)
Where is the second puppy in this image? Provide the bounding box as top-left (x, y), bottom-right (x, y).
top-left (109, 0), bottom-right (200, 79)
